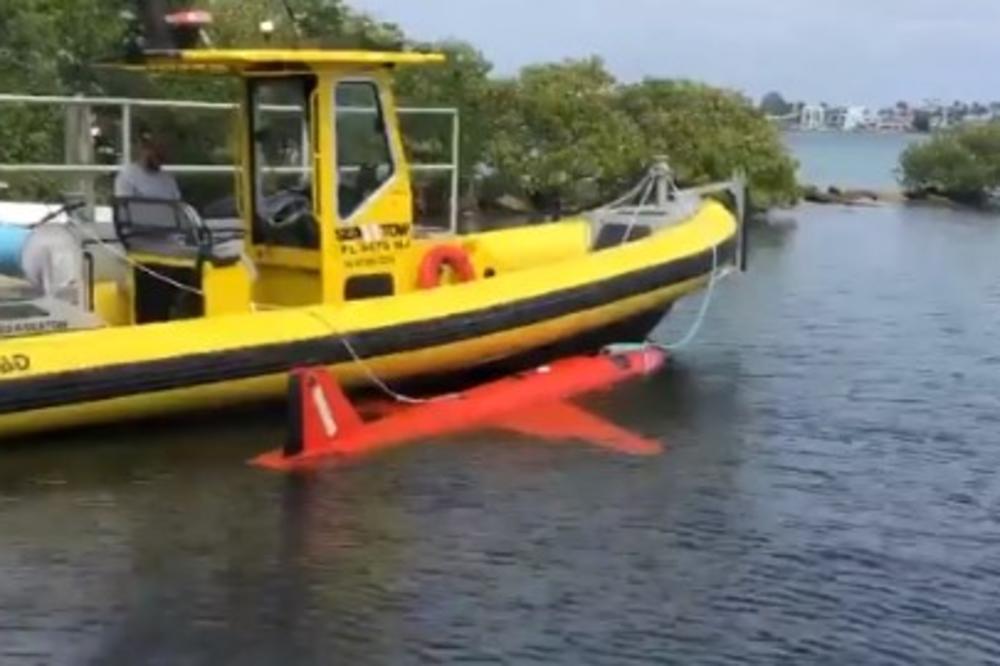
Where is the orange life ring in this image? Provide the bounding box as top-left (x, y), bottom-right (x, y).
top-left (418, 245), bottom-right (476, 289)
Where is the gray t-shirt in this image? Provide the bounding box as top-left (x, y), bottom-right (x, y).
top-left (114, 163), bottom-right (181, 200)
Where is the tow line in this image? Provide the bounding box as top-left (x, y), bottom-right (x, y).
top-left (251, 348), bottom-right (668, 472)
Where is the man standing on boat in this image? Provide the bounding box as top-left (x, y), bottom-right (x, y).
top-left (114, 129), bottom-right (181, 200)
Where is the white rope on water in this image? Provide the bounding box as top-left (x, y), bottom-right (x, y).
top-left (302, 309), bottom-right (458, 405)
top-left (602, 166), bottom-right (723, 354)
top-left (603, 241), bottom-right (721, 356)
top-left (655, 241), bottom-right (720, 351)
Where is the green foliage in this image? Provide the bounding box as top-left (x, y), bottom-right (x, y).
top-left (901, 122), bottom-right (1000, 205)
top-left (206, 0), bottom-right (402, 50)
top-left (0, 0), bottom-right (128, 197)
top-left (0, 0), bottom-right (798, 212)
top-left (618, 80), bottom-right (799, 209)
top-left (485, 58), bottom-right (644, 211)
top-left (432, 60), bottom-right (798, 211)
top-left (0, 0), bottom-right (125, 93)
top-left (394, 41), bottom-right (492, 186)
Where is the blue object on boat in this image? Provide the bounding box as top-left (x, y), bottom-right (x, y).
top-left (0, 224), bottom-right (30, 277)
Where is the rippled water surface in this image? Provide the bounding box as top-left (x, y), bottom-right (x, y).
top-left (4, 203), bottom-right (1000, 664)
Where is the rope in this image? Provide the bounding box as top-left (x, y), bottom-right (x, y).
top-left (71, 219), bottom-right (446, 405)
top-left (600, 164), bottom-right (721, 354)
top-left (302, 309), bottom-right (458, 405)
top-left (605, 241), bottom-right (721, 355)
top-left (72, 207), bottom-right (719, 402)
top-left (68, 219), bottom-right (205, 297)
top-left (621, 174), bottom-right (656, 242)
top-left (620, 162), bottom-right (725, 353)
top-left (595, 170), bottom-right (654, 211)
top-left (656, 242), bottom-right (720, 350)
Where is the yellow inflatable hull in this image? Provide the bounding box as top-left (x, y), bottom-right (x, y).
top-left (0, 202), bottom-right (736, 440)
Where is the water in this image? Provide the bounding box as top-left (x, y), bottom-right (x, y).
top-left (785, 131), bottom-right (926, 190)
top-left (4, 202), bottom-right (1000, 664)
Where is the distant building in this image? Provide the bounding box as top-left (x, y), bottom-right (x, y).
top-left (825, 107), bottom-right (847, 130)
top-left (789, 97), bottom-right (991, 133)
top-left (876, 106), bottom-right (912, 132)
top-left (800, 104), bottom-right (826, 130)
top-left (843, 106), bottom-right (875, 131)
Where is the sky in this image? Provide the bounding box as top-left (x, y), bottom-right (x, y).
top-left (349, 0), bottom-right (998, 107)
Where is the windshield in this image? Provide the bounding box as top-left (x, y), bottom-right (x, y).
top-left (249, 76), bottom-right (318, 249)
top-left (335, 80), bottom-right (395, 220)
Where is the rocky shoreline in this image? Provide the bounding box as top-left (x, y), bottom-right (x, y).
top-left (800, 185), bottom-right (906, 206)
top-left (800, 184), bottom-right (997, 210)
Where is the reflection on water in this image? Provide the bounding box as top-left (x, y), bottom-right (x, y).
top-left (4, 203), bottom-right (1000, 664)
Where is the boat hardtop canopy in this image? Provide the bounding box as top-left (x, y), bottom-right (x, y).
top-left (90, 38), bottom-right (457, 316)
top-left (131, 48), bottom-right (446, 74)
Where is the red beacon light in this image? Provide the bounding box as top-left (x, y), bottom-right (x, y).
top-left (164, 9), bottom-right (213, 49)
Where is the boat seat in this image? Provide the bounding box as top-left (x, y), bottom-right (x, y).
top-left (113, 197), bottom-right (245, 267)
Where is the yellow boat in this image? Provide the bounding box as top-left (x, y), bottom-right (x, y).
top-left (0, 38), bottom-right (745, 440)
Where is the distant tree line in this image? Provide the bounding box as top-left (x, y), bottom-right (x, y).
top-left (901, 123), bottom-right (1000, 206)
top-left (0, 0), bottom-right (798, 212)
top-left (760, 92), bottom-right (794, 117)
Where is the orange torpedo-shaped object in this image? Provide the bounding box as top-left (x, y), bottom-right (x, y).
top-left (251, 348), bottom-right (667, 472)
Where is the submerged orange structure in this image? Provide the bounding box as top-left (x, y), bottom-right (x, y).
top-left (253, 348), bottom-right (667, 471)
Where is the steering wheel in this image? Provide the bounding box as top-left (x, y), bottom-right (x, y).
top-left (269, 196), bottom-right (310, 228)
top-left (266, 188), bottom-right (313, 229)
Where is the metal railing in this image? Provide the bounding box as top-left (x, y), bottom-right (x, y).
top-left (0, 93), bottom-right (461, 232)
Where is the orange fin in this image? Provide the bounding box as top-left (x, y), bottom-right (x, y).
top-left (487, 400), bottom-right (663, 456)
